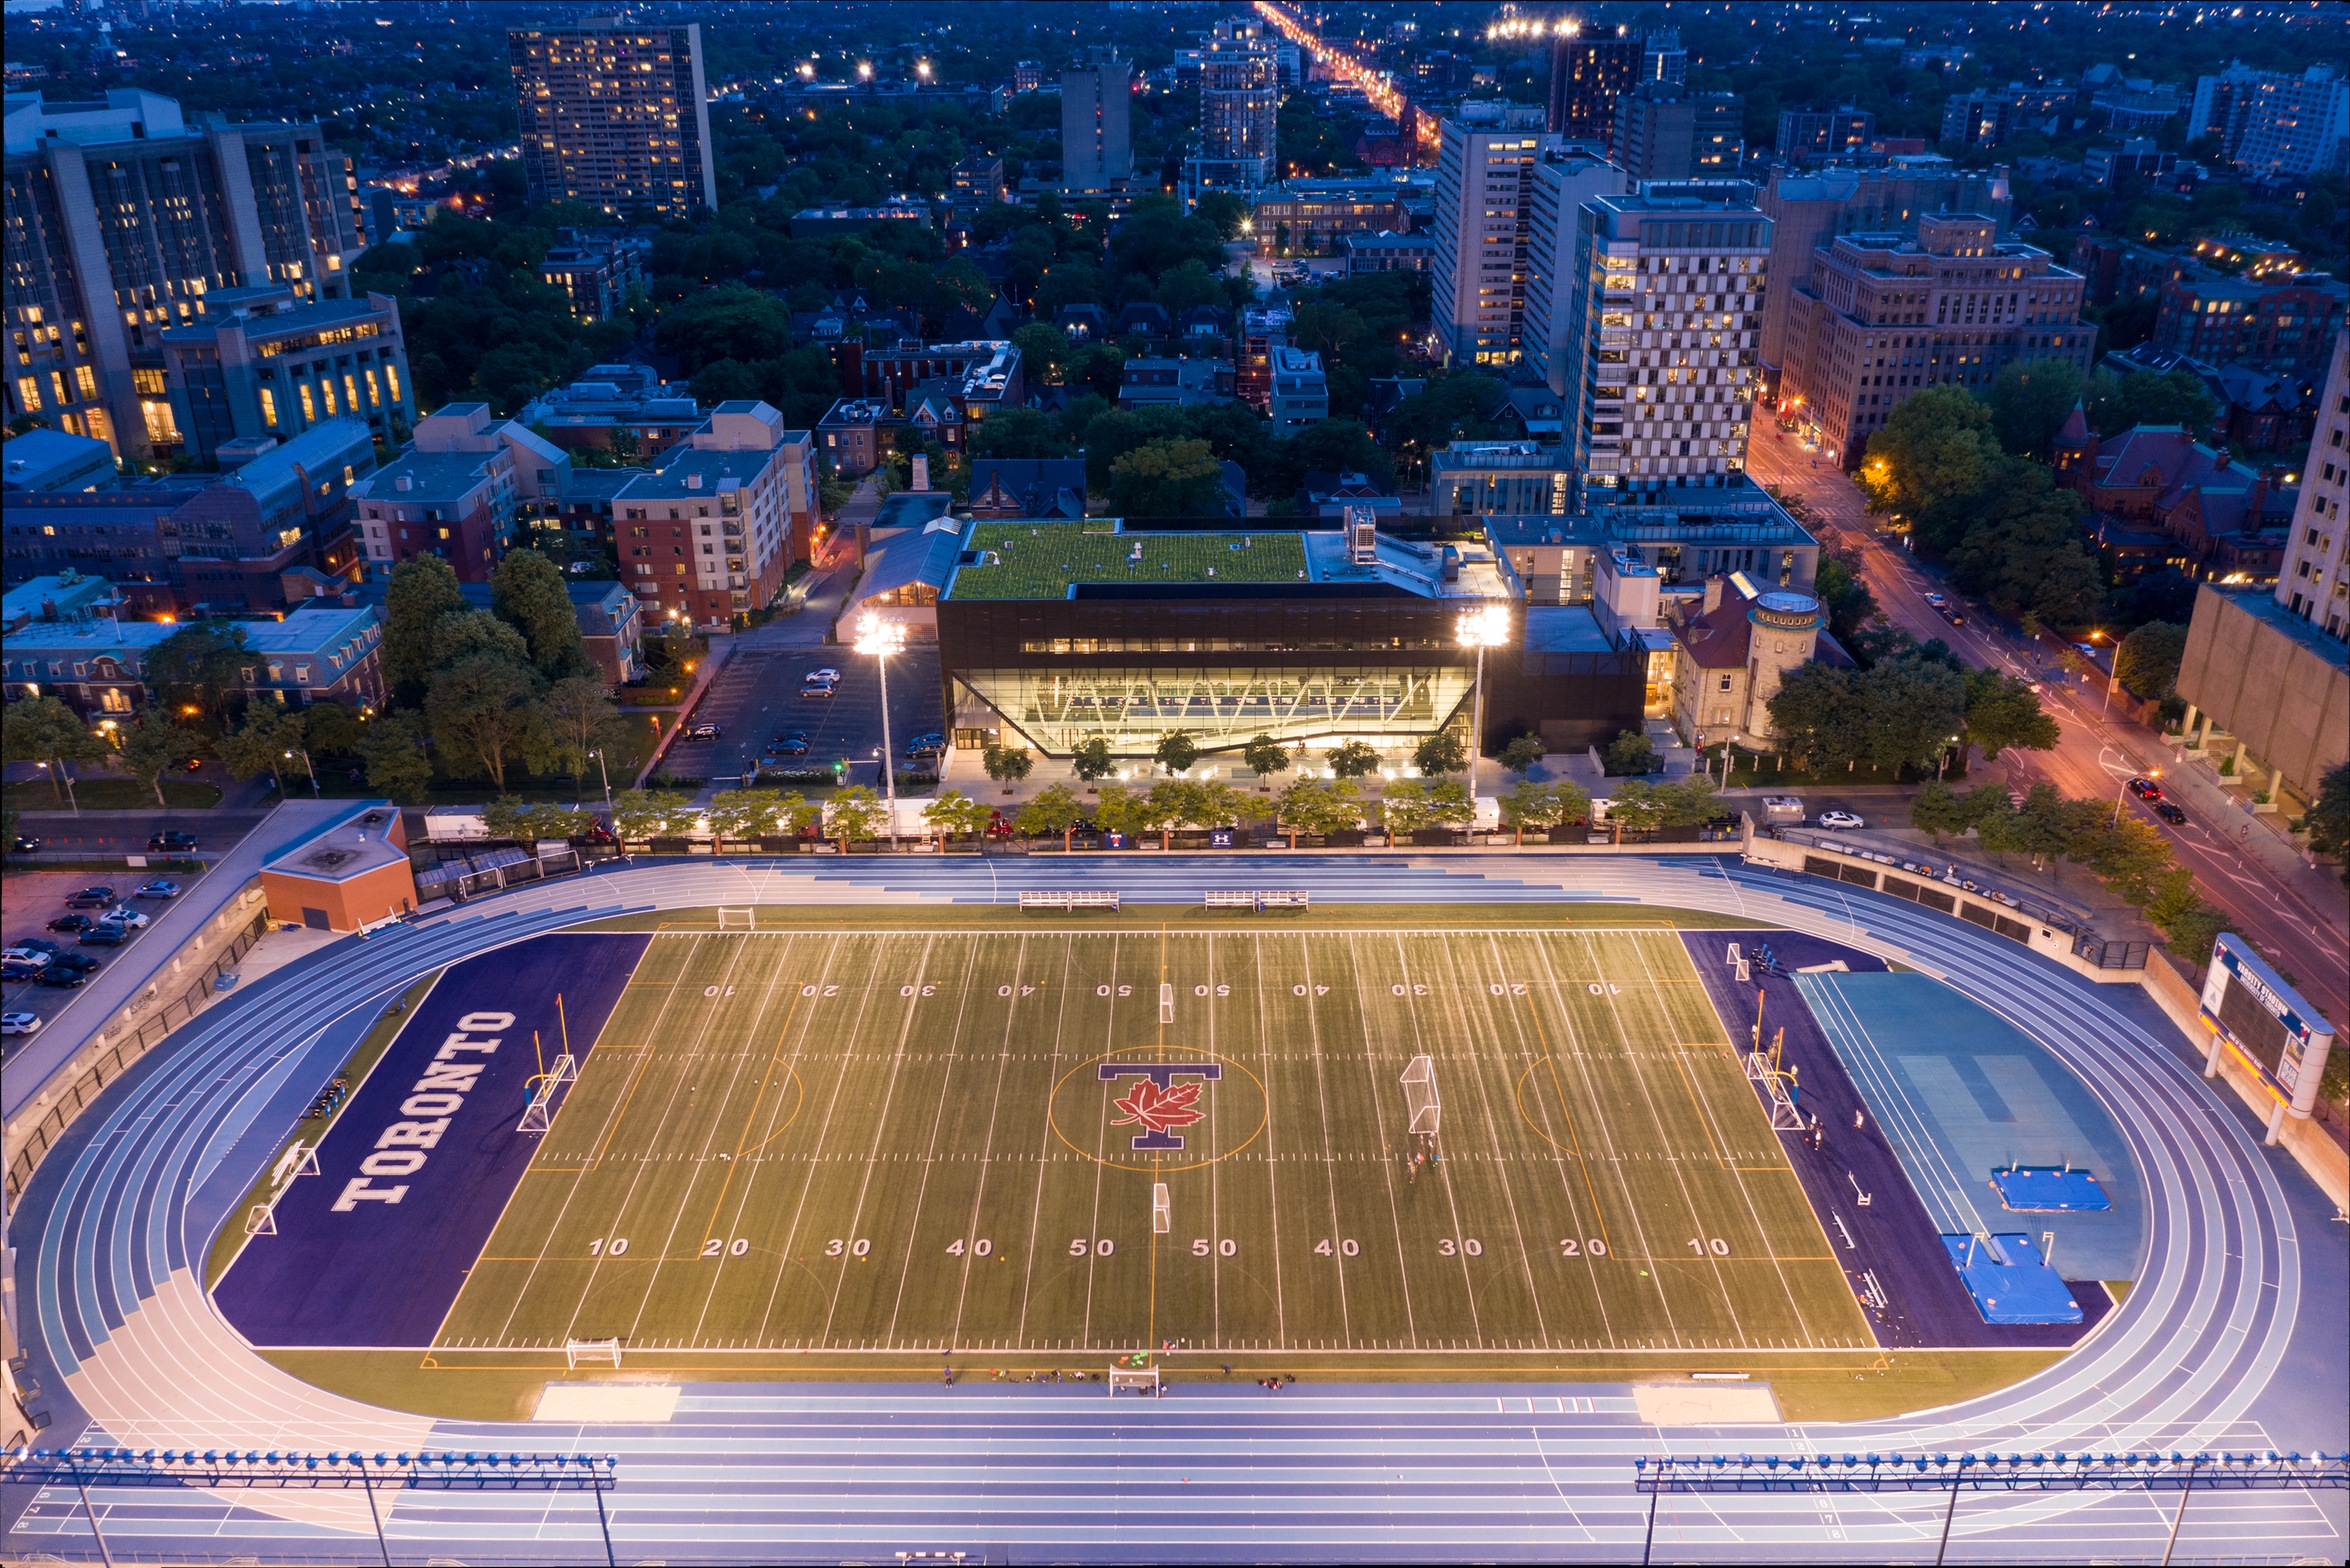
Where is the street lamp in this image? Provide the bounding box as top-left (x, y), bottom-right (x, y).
top-left (286, 746), bottom-right (318, 797)
top-left (853, 612), bottom-right (907, 843)
top-left (589, 746), bottom-right (614, 816)
top-left (1455, 603), bottom-right (1511, 804)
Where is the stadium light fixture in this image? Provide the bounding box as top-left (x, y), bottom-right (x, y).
top-left (853, 613), bottom-right (908, 835)
top-left (1456, 605), bottom-right (1512, 802)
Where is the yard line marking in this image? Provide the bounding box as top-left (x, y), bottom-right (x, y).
top-left (949, 932), bottom-right (1042, 1348)
top-left (622, 935), bottom-right (797, 1346)
top-left (1344, 932), bottom-right (1421, 1347)
top-left (1250, 933), bottom-right (1289, 1351)
top-left (1440, 932), bottom-right (1552, 1347)
top-left (1589, 930), bottom-right (1746, 1341)
top-left (1526, 932), bottom-right (1682, 1345)
top-left (1629, 933), bottom-right (1823, 1348)
top-left (752, 934), bottom-right (880, 1344)
top-left (819, 932), bottom-right (941, 1347)
top-left (882, 935), bottom-right (985, 1344)
top-left (1484, 930), bottom-right (1616, 1342)
top-left (685, 936), bottom-right (816, 1344)
top-left (460, 934), bottom-right (703, 1346)
top-left (1389, 930), bottom-right (1483, 1343)
top-left (539, 934), bottom-right (760, 1348)
top-left (1294, 933), bottom-right (1354, 1346)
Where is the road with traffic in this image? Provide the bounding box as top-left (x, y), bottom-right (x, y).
top-left (1748, 430), bottom-right (2349, 1027)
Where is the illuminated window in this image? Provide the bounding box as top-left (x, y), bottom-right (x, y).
top-left (299, 383), bottom-right (317, 422)
top-left (15, 375), bottom-right (38, 411)
top-left (385, 364), bottom-right (402, 403)
top-left (259, 386), bottom-right (279, 427)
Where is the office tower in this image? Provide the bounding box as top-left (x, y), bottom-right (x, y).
top-left (2274, 330), bottom-right (2348, 635)
top-left (1547, 29), bottom-right (1642, 139)
top-left (1754, 160), bottom-right (2013, 386)
top-left (1522, 146), bottom-right (1628, 396)
top-left (3, 89), bottom-right (364, 458)
top-left (1778, 214), bottom-right (2090, 469)
top-left (509, 20), bottom-right (717, 220)
top-left (1429, 107), bottom-right (1549, 366)
top-left (2190, 62), bottom-right (2350, 180)
top-left (1642, 29), bottom-right (1688, 87)
top-left (1199, 37), bottom-right (1278, 170)
top-left (1775, 106), bottom-right (1876, 162)
top-left (1061, 57), bottom-right (1135, 191)
top-left (1565, 185), bottom-right (1772, 495)
top-left (1612, 82), bottom-right (1744, 181)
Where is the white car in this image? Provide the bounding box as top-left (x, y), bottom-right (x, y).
top-left (1, 1012), bottom-right (40, 1036)
top-left (805, 668), bottom-right (841, 685)
top-left (99, 905), bottom-right (151, 929)
top-left (1817, 810), bottom-right (1865, 830)
top-left (0, 947), bottom-right (52, 968)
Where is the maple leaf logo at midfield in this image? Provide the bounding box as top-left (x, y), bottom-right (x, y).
top-left (1110, 1078), bottom-right (1205, 1136)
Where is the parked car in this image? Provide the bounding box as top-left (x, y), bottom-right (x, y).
top-left (134, 878), bottom-right (182, 899)
top-left (2127, 777), bottom-right (2163, 801)
top-left (1, 962), bottom-right (44, 983)
top-left (766, 735), bottom-right (810, 757)
top-left (46, 913), bottom-right (95, 933)
top-left (2153, 800), bottom-right (2187, 825)
top-left (34, 966), bottom-right (86, 988)
top-left (98, 905), bottom-right (150, 929)
top-left (45, 952), bottom-right (99, 974)
top-left (65, 885), bottom-right (118, 908)
top-left (1817, 810), bottom-right (1865, 830)
top-left (0, 947), bottom-right (52, 968)
top-left (689, 722), bottom-right (724, 740)
top-left (78, 926), bottom-right (129, 947)
top-left (798, 683), bottom-right (835, 700)
top-left (906, 734), bottom-right (945, 759)
top-left (0, 1012), bottom-right (41, 1036)
top-left (148, 831), bottom-right (198, 851)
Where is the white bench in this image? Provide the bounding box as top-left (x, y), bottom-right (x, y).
top-left (1020, 889), bottom-right (1120, 912)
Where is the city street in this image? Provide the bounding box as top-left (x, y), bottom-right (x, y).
top-left (1749, 431), bottom-right (2349, 1024)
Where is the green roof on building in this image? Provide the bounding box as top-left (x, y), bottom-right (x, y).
top-left (944, 521), bottom-right (1308, 601)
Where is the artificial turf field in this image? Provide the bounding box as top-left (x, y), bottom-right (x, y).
top-left (434, 925), bottom-right (1874, 1359)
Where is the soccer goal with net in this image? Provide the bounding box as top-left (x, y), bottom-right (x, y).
top-left (1400, 1054), bottom-right (1441, 1136)
top-left (1108, 1366), bottom-right (1159, 1397)
top-left (518, 1052), bottom-right (578, 1134)
top-left (716, 907), bottom-right (757, 930)
top-left (565, 1337), bottom-right (622, 1369)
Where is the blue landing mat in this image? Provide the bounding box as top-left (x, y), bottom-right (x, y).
top-left (1990, 1164), bottom-right (2113, 1212)
top-left (1942, 1232), bottom-right (2083, 1324)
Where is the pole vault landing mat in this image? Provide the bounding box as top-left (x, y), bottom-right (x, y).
top-left (1942, 1232), bottom-right (2082, 1325)
top-left (1990, 1164), bottom-right (2112, 1212)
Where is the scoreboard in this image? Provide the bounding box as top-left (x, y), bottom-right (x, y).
top-left (2199, 933), bottom-right (2336, 1117)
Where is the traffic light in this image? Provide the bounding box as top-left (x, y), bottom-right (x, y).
top-left (833, 757), bottom-right (848, 783)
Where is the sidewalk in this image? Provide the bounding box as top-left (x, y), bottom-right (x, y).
top-left (2162, 741), bottom-right (2347, 930)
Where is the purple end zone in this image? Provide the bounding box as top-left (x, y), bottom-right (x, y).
top-left (1682, 931), bottom-right (2110, 1350)
top-left (213, 932), bottom-right (649, 1348)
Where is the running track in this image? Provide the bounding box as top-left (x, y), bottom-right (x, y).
top-left (5, 853), bottom-right (2344, 1563)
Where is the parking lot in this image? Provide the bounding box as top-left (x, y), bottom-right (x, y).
top-left (0, 865), bottom-right (203, 1047)
top-left (658, 643), bottom-right (944, 793)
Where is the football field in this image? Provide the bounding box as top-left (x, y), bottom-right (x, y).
top-left (435, 925), bottom-right (1871, 1358)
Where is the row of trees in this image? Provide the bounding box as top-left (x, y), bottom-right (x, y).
top-left (1908, 780), bottom-right (2227, 954)
top-left (1859, 364), bottom-right (2221, 635)
top-left (1767, 639), bottom-right (2059, 777)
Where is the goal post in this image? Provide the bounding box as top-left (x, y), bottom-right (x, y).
top-left (1400, 1054), bottom-right (1441, 1137)
top-left (565, 1337), bottom-right (622, 1369)
top-left (715, 907), bottom-right (757, 930)
top-left (1108, 1365), bottom-right (1159, 1397)
top-left (518, 1052), bottom-right (578, 1134)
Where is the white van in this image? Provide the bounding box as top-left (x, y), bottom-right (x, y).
top-left (1761, 796), bottom-right (1805, 823)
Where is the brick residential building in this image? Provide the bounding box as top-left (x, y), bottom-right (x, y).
top-left (613, 400), bottom-right (815, 630)
top-left (1779, 214), bottom-right (2092, 468)
top-left (2151, 271), bottom-right (2347, 377)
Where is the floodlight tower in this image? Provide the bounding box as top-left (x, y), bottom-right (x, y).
top-left (1455, 603), bottom-right (1512, 803)
top-left (854, 612), bottom-right (908, 835)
